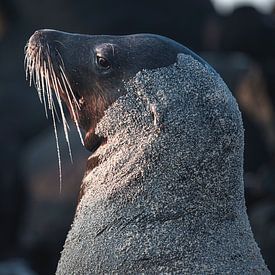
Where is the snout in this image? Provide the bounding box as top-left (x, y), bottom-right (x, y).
top-left (28, 29), bottom-right (59, 48)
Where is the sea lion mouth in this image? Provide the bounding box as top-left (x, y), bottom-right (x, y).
top-left (25, 30), bottom-right (101, 152)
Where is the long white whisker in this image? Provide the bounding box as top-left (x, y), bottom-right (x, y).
top-left (49, 61), bottom-right (73, 163)
top-left (60, 69), bottom-right (84, 145)
top-left (24, 51), bottom-right (29, 79)
top-left (47, 55), bottom-right (61, 123)
top-left (44, 64), bottom-right (54, 111)
top-left (45, 64), bottom-right (61, 122)
top-left (26, 53), bottom-right (33, 82)
top-left (35, 50), bottom-right (42, 102)
top-left (41, 61), bottom-right (48, 118)
top-left (25, 56), bottom-right (30, 81)
top-left (29, 58), bottom-right (35, 87)
top-left (55, 48), bottom-right (65, 69)
top-left (25, 40), bottom-right (88, 190)
top-left (49, 87), bottom-right (62, 192)
top-left (55, 77), bottom-right (71, 131)
top-left (59, 66), bottom-right (80, 110)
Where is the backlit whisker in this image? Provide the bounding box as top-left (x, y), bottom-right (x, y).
top-left (46, 55), bottom-right (61, 122)
top-left (41, 61), bottom-right (48, 118)
top-left (29, 58), bottom-right (34, 87)
top-left (48, 61), bottom-right (73, 162)
top-left (56, 48), bottom-right (65, 70)
top-left (48, 84), bottom-right (63, 191)
top-left (24, 38), bottom-right (87, 188)
top-left (45, 64), bottom-right (61, 122)
top-left (59, 71), bottom-right (84, 145)
top-left (35, 53), bottom-right (42, 102)
top-left (59, 66), bottom-right (81, 110)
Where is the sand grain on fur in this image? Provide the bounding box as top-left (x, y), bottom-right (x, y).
top-left (56, 54), bottom-right (270, 274)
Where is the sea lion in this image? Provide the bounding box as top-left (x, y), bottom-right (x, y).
top-left (25, 29), bottom-right (270, 274)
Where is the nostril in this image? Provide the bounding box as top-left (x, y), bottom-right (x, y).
top-left (29, 30), bottom-right (45, 47)
top-left (33, 30), bottom-right (44, 38)
top-left (30, 29), bottom-right (61, 47)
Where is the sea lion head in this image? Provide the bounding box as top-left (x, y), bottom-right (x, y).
top-left (25, 29), bottom-right (190, 152)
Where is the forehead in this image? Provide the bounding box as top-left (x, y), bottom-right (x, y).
top-left (75, 33), bottom-right (197, 77)
top-left (92, 34), bottom-right (163, 53)
top-left (95, 43), bottom-right (116, 56)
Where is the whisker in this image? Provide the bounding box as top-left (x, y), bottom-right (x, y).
top-left (59, 66), bottom-right (80, 110)
top-left (25, 56), bottom-right (29, 81)
top-left (59, 71), bottom-right (84, 145)
top-left (49, 86), bottom-right (63, 192)
top-left (54, 40), bottom-right (67, 49)
top-left (35, 51), bottom-right (42, 102)
top-left (44, 63), bottom-right (54, 110)
top-left (24, 40), bottom-right (87, 189)
top-left (56, 77), bottom-right (71, 131)
top-left (49, 61), bottom-right (73, 163)
top-left (55, 48), bottom-right (65, 69)
top-left (45, 63), bottom-right (61, 123)
top-left (41, 61), bottom-right (48, 118)
top-left (29, 58), bottom-right (35, 87)
top-left (24, 51), bottom-right (28, 73)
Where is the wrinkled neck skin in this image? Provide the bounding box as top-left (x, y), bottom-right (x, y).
top-left (57, 54), bottom-right (269, 274)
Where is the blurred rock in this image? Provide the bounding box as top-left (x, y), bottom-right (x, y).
top-left (250, 202), bottom-right (275, 273)
top-left (0, 0), bottom-right (50, 260)
top-left (0, 258), bottom-right (36, 275)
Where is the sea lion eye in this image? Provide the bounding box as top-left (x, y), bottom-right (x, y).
top-left (97, 56), bottom-right (111, 69)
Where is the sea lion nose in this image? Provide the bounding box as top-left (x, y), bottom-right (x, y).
top-left (29, 30), bottom-right (48, 47)
top-left (29, 29), bottom-right (61, 46)
top-left (34, 30), bottom-right (44, 35)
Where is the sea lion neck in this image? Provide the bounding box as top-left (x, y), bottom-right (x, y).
top-left (61, 55), bottom-right (269, 274)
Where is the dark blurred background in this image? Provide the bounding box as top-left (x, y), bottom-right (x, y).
top-left (0, 0), bottom-right (275, 274)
